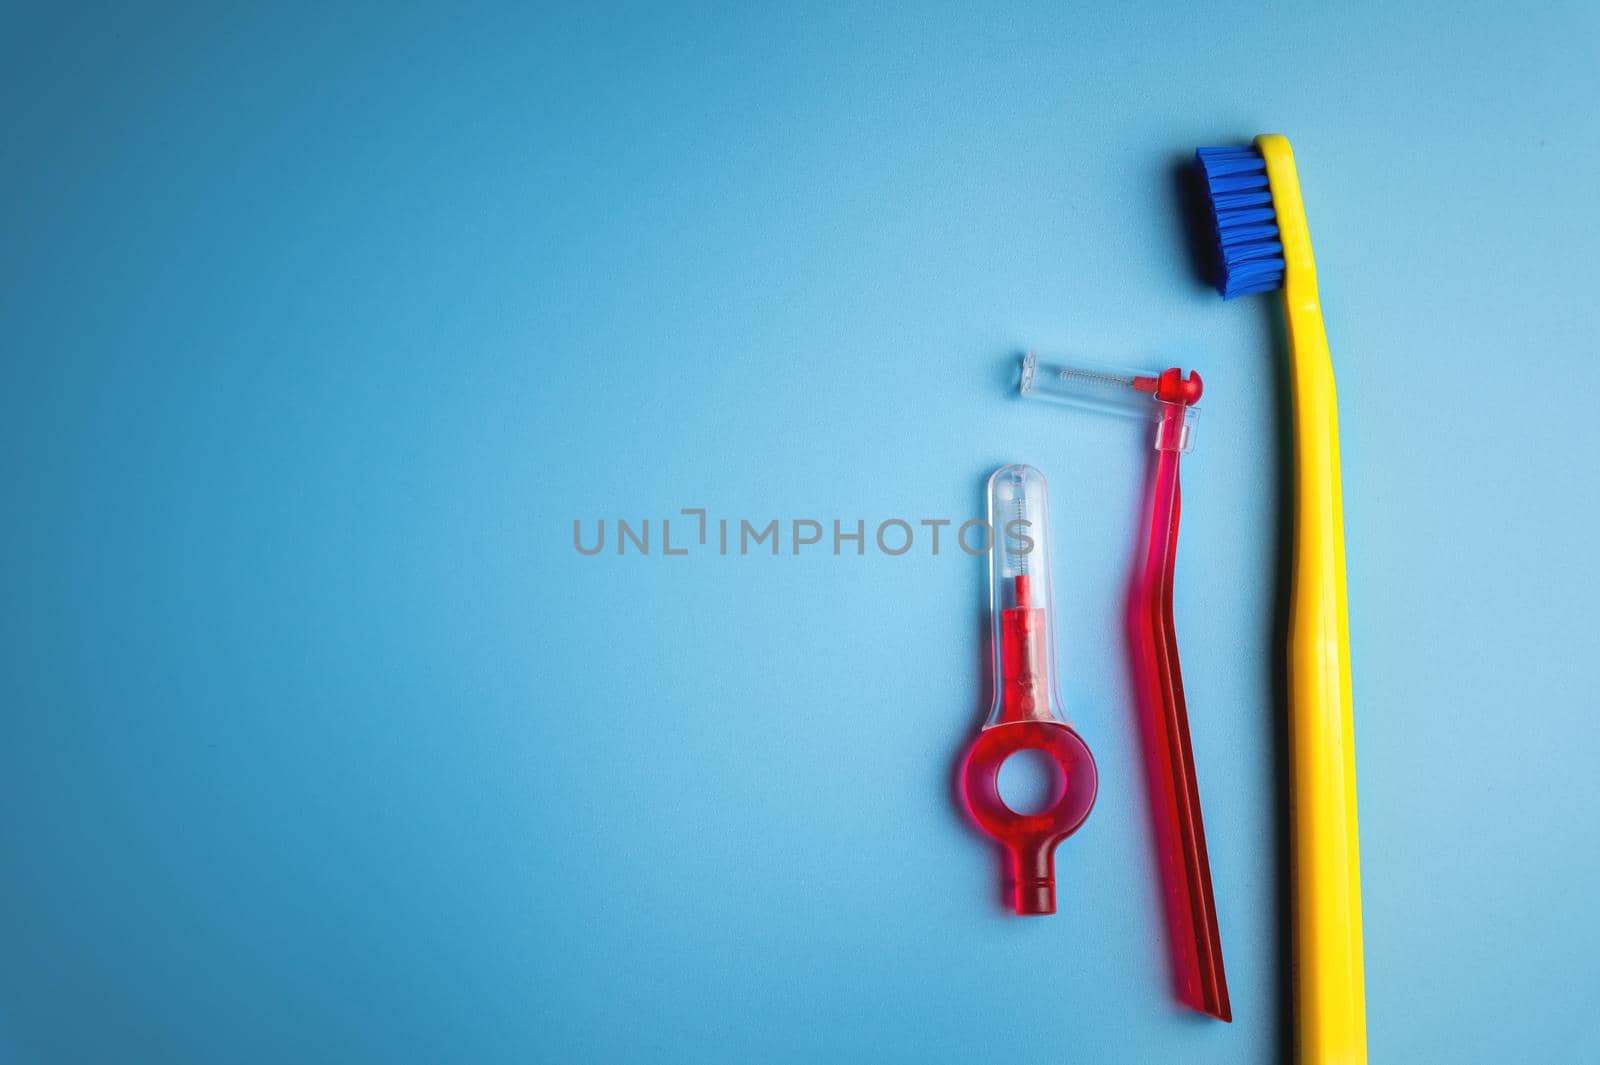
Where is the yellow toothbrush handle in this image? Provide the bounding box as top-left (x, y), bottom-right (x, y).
top-left (1257, 134), bottom-right (1367, 1065)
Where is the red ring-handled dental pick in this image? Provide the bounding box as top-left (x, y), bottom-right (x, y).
top-left (962, 713), bottom-right (1099, 915)
top-left (959, 465), bottom-right (1098, 916)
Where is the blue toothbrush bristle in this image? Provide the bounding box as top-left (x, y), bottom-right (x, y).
top-left (1195, 145), bottom-right (1284, 299)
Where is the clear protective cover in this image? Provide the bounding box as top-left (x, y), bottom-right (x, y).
top-left (1020, 351), bottom-right (1157, 415)
top-left (985, 463), bottom-right (1064, 728)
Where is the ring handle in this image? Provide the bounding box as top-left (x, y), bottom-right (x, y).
top-left (961, 720), bottom-right (1099, 915)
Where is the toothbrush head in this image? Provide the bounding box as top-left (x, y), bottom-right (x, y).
top-left (1194, 135), bottom-right (1315, 300)
top-left (1194, 145), bottom-right (1283, 298)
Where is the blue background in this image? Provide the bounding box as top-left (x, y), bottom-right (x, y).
top-left (4, 3), bottom-right (1597, 1063)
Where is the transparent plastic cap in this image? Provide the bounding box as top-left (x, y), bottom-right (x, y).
top-left (1020, 352), bottom-right (1158, 415)
top-left (986, 464), bottom-right (1063, 727)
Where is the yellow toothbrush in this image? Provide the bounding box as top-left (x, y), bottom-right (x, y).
top-left (1195, 135), bottom-right (1367, 1065)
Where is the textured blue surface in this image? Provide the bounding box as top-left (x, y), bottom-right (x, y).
top-left (3, 4), bottom-right (1598, 1063)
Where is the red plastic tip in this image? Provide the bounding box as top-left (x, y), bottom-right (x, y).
top-left (1154, 368), bottom-right (1203, 405)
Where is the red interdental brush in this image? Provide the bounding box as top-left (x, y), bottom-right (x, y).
top-left (959, 463), bottom-right (1099, 917)
top-left (1020, 353), bottom-right (1230, 1021)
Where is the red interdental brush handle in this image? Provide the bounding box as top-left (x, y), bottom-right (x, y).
top-left (1136, 372), bottom-right (1230, 1021)
top-left (961, 575), bottom-right (1099, 916)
